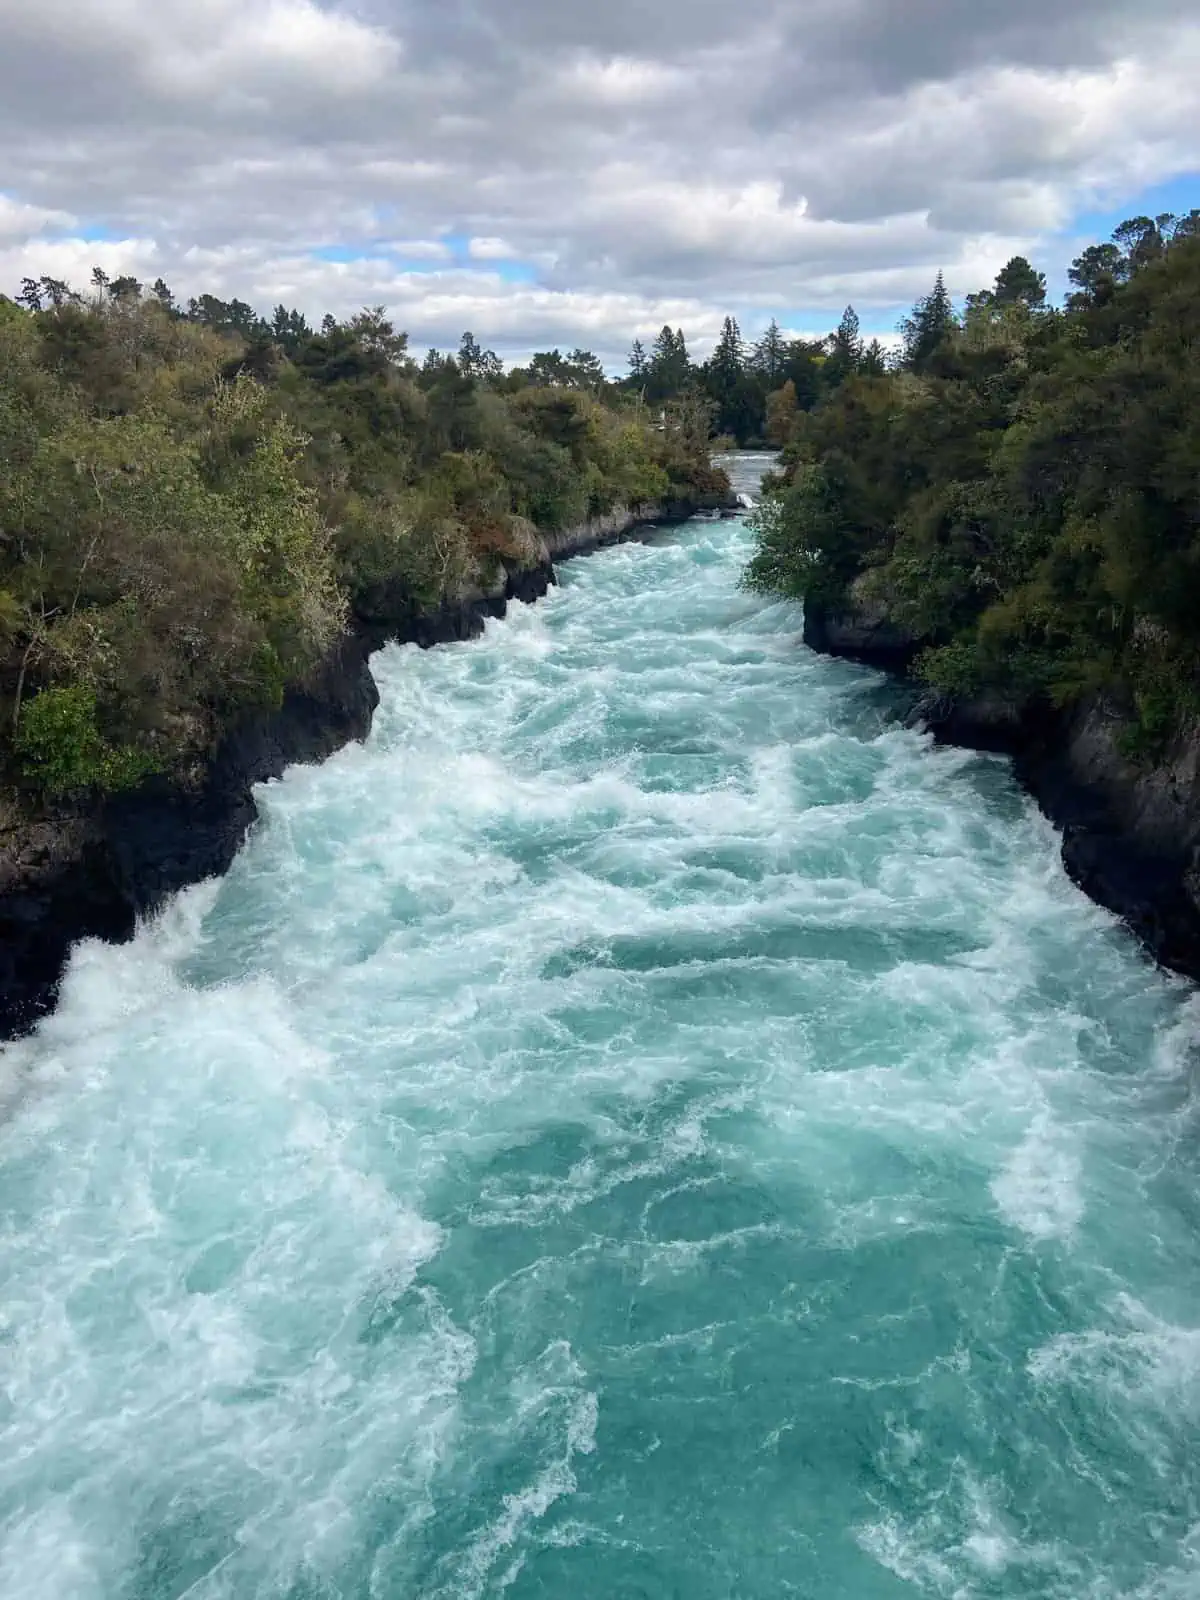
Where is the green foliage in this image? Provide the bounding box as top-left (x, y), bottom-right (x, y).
top-left (900, 272), bottom-right (958, 371)
top-left (746, 217), bottom-right (1200, 745)
top-left (15, 685), bottom-right (158, 794)
top-left (993, 255), bottom-right (1047, 308)
top-left (742, 466), bottom-right (843, 603)
top-left (0, 275), bottom-right (724, 806)
top-left (618, 306), bottom-right (879, 447)
top-left (913, 639), bottom-right (983, 697)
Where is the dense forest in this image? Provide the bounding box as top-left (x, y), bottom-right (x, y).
top-left (745, 211), bottom-right (1200, 748)
top-left (617, 313), bottom-right (885, 447)
top-left (9, 204), bottom-right (1196, 806)
top-left (0, 279), bottom-right (727, 802)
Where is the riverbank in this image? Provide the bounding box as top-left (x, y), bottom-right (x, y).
top-left (806, 598), bottom-right (1200, 982)
top-left (0, 497), bottom-right (715, 1041)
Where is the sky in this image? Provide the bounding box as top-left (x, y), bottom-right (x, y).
top-left (0, 0), bottom-right (1197, 371)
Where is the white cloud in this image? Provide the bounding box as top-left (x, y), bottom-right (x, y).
top-left (376, 238), bottom-right (454, 261)
top-left (467, 237), bottom-right (518, 260)
top-left (0, 0), bottom-right (1196, 360)
top-left (0, 195), bottom-right (75, 242)
top-left (556, 53), bottom-right (683, 105)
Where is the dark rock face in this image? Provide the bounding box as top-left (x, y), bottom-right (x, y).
top-left (1014, 701), bottom-right (1200, 982)
top-left (807, 597), bottom-right (1200, 982)
top-left (904, 690), bottom-right (1029, 757)
top-left (0, 500), bottom-right (695, 1042)
top-left (0, 631), bottom-right (380, 1041)
top-left (802, 593), bottom-right (923, 674)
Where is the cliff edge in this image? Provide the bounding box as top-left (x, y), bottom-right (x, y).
top-left (806, 591), bottom-right (1200, 982)
top-left (0, 500), bottom-right (706, 1040)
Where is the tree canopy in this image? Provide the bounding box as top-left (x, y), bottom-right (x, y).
top-left (0, 278), bottom-right (725, 801)
top-left (745, 215), bottom-right (1200, 751)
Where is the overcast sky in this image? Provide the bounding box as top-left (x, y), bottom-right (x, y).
top-left (0, 0), bottom-right (1196, 368)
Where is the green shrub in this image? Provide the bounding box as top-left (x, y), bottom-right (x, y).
top-left (744, 227), bottom-right (1200, 741)
top-left (15, 685), bottom-right (158, 795)
top-left (0, 288), bottom-right (724, 806)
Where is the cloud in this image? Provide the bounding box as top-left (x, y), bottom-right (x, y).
top-left (555, 54), bottom-right (683, 105)
top-left (467, 237), bottom-right (519, 260)
top-left (0, 0), bottom-right (1196, 364)
top-left (376, 239), bottom-right (454, 262)
top-left (0, 195), bottom-right (75, 243)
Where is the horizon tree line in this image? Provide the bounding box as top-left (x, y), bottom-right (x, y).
top-left (11, 209), bottom-right (1199, 450)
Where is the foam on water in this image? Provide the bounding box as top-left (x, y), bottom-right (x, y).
top-left (2, 454), bottom-right (1199, 1598)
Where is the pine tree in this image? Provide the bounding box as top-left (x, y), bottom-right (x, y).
top-left (646, 325), bottom-right (691, 402)
top-left (627, 338), bottom-right (647, 382)
top-left (709, 316), bottom-right (745, 387)
top-left (860, 338), bottom-right (887, 377)
top-left (38, 277), bottom-right (73, 309)
top-left (705, 316), bottom-right (750, 439)
top-left (828, 305), bottom-right (862, 377)
top-left (751, 318), bottom-right (787, 384)
top-left (900, 273), bottom-right (956, 370)
top-left (567, 348), bottom-right (605, 389)
top-left (992, 256), bottom-right (1047, 308)
top-left (1113, 216), bottom-right (1169, 274)
top-left (458, 330), bottom-right (502, 382)
top-left (1067, 243), bottom-right (1127, 306)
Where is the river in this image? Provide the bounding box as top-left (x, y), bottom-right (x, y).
top-left (1, 453), bottom-right (1199, 1598)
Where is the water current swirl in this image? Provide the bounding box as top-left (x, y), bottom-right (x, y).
top-left (2, 454), bottom-right (1199, 1598)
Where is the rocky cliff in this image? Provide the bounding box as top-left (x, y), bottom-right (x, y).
top-left (807, 591), bottom-right (1200, 982)
top-left (0, 500), bottom-right (705, 1041)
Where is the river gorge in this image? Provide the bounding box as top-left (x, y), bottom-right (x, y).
top-left (1, 456), bottom-right (1198, 1599)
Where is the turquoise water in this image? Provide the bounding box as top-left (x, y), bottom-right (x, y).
top-left (2, 454), bottom-right (1200, 1598)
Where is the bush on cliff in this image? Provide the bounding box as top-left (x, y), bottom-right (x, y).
top-left (0, 285), bottom-right (724, 799)
top-left (746, 216), bottom-right (1200, 742)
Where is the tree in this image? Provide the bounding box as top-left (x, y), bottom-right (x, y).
top-left (992, 256), bottom-right (1046, 308)
top-left (627, 338), bottom-right (648, 383)
top-left (457, 330), bottom-right (502, 383)
top-left (525, 347), bottom-right (605, 390)
top-left (745, 219), bottom-right (1200, 757)
top-left (1067, 242), bottom-right (1127, 306)
top-left (765, 380), bottom-right (799, 446)
top-left (187, 294), bottom-right (263, 337)
top-left (900, 272), bottom-right (956, 370)
top-left (1113, 215), bottom-right (1170, 274)
top-left (826, 305), bottom-right (862, 382)
top-left (349, 306), bottom-right (409, 367)
top-left (705, 316), bottom-right (753, 441)
top-left (527, 349), bottom-right (570, 386)
top-left (782, 338), bottom-right (824, 410)
top-left (708, 316), bottom-right (745, 389)
top-left (860, 338), bottom-right (888, 377)
top-left (644, 325), bottom-right (691, 404)
top-left (45, 279), bottom-right (76, 309)
top-left (269, 304), bottom-right (311, 353)
top-left (567, 348), bottom-right (606, 390)
top-left (751, 319), bottom-right (787, 385)
top-left (0, 265), bottom-right (730, 806)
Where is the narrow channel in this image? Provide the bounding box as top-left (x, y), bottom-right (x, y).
top-left (2, 455), bottom-right (1197, 1599)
